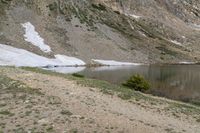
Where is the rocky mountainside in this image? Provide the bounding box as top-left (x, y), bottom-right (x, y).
top-left (0, 0), bottom-right (200, 64)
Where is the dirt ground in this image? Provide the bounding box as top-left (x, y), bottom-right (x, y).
top-left (0, 67), bottom-right (200, 133)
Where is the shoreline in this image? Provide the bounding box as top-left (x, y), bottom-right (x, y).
top-left (21, 66), bottom-right (200, 108)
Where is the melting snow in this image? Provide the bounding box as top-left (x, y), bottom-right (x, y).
top-left (189, 23), bottom-right (200, 30)
top-left (21, 22), bottom-right (51, 53)
top-left (127, 20), bottom-right (135, 30)
top-left (0, 43), bottom-right (85, 67)
top-left (55, 55), bottom-right (85, 66)
top-left (129, 14), bottom-right (141, 19)
top-left (92, 59), bottom-right (141, 66)
top-left (170, 40), bottom-right (183, 46)
top-left (125, 13), bottom-right (141, 19)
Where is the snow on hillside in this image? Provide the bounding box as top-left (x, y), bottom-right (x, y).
top-left (187, 23), bottom-right (200, 30)
top-left (0, 44), bottom-right (85, 67)
top-left (21, 22), bottom-right (52, 53)
top-left (55, 55), bottom-right (85, 66)
top-left (92, 59), bottom-right (141, 66)
top-left (124, 13), bottom-right (141, 19)
top-left (170, 40), bottom-right (183, 46)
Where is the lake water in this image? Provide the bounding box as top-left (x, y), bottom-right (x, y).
top-left (45, 65), bottom-right (200, 104)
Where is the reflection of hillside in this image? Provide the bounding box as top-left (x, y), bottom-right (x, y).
top-left (147, 65), bottom-right (200, 101)
top-left (80, 65), bottom-right (200, 103)
top-left (147, 66), bottom-right (177, 81)
top-left (80, 66), bottom-right (148, 84)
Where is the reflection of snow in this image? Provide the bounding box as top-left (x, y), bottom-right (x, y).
top-left (22, 22), bottom-right (51, 53)
top-left (0, 43), bottom-right (85, 67)
top-left (179, 62), bottom-right (196, 64)
top-left (91, 66), bottom-right (138, 72)
top-left (92, 59), bottom-right (141, 66)
top-left (44, 67), bottom-right (85, 74)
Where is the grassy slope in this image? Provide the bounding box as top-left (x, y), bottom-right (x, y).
top-left (21, 67), bottom-right (200, 120)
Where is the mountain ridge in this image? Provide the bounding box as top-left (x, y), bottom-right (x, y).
top-left (0, 0), bottom-right (199, 64)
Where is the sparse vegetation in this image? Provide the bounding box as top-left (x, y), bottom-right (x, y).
top-left (114, 11), bottom-right (120, 14)
top-left (60, 110), bottom-right (73, 116)
top-left (72, 73), bottom-right (84, 78)
top-left (0, 110), bottom-right (14, 116)
top-left (47, 2), bottom-right (57, 11)
top-left (156, 46), bottom-right (178, 56)
top-left (46, 126), bottom-right (54, 132)
top-left (1, 0), bottom-right (11, 4)
top-left (91, 3), bottom-right (106, 11)
top-left (123, 74), bottom-right (150, 92)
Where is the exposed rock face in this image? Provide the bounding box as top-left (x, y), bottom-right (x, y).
top-left (0, 0), bottom-right (199, 64)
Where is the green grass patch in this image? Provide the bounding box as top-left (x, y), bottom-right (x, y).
top-left (47, 2), bottom-right (57, 11)
top-left (91, 3), bottom-right (106, 11)
top-left (0, 110), bottom-right (14, 116)
top-left (60, 110), bottom-right (73, 116)
top-left (46, 126), bottom-right (54, 132)
top-left (72, 73), bottom-right (84, 78)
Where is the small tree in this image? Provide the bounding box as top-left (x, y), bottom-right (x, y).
top-left (123, 74), bottom-right (150, 92)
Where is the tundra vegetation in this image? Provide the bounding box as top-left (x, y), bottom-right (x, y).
top-left (123, 74), bottom-right (150, 92)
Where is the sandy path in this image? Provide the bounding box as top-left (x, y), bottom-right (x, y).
top-left (0, 67), bottom-right (200, 133)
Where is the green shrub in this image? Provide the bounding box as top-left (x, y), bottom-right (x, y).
top-left (114, 11), bottom-right (120, 14)
top-left (91, 3), bottom-right (106, 11)
top-left (47, 2), bottom-right (57, 11)
top-left (123, 74), bottom-right (150, 92)
top-left (60, 110), bottom-right (73, 116)
top-left (72, 73), bottom-right (84, 78)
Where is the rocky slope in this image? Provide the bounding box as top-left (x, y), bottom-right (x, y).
top-left (0, 0), bottom-right (200, 64)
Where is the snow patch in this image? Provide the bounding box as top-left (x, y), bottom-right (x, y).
top-left (0, 43), bottom-right (85, 67)
top-left (129, 14), bottom-right (141, 19)
top-left (21, 22), bottom-right (51, 53)
top-left (182, 36), bottom-right (186, 39)
top-left (170, 40), bottom-right (183, 46)
top-left (127, 20), bottom-right (135, 30)
top-left (189, 23), bottom-right (200, 30)
top-left (55, 55), bottom-right (85, 66)
top-left (92, 59), bottom-right (141, 66)
top-left (125, 13), bottom-right (141, 19)
top-left (138, 31), bottom-right (147, 37)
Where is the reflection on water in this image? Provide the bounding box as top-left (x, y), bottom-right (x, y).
top-left (46, 65), bottom-right (200, 103)
top-left (80, 65), bottom-right (200, 103)
top-left (43, 66), bottom-right (85, 74)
